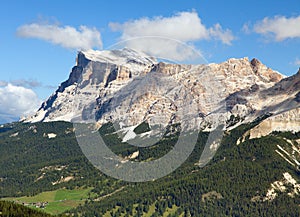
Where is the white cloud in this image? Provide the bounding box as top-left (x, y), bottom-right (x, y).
top-left (209, 23), bottom-right (235, 45)
top-left (110, 11), bottom-right (209, 41)
top-left (17, 23), bottom-right (102, 50)
top-left (112, 37), bottom-right (204, 63)
top-left (254, 15), bottom-right (300, 41)
top-left (0, 84), bottom-right (41, 123)
top-left (109, 11), bottom-right (234, 62)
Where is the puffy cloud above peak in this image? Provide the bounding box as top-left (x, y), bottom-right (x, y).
top-left (253, 15), bottom-right (300, 41)
top-left (209, 23), bottom-right (235, 45)
top-left (17, 23), bottom-right (102, 50)
top-left (110, 11), bottom-right (210, 41)
top-left (109, 11), bottom-right (234, 62)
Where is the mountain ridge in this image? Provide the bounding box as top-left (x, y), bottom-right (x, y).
top-left (24, 48), bottom-right (299, 135)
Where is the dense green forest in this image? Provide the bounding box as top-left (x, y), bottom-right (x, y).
top-left (0, 200), bottom-right (55, 217)
top-left (0, 119), bottom-right (299, 216)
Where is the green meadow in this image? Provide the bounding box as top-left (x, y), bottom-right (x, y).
top-left (4, 187), bottom-right (94, 215)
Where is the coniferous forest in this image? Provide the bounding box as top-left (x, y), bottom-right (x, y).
top-left (0, 120), bottom-right (300, 216)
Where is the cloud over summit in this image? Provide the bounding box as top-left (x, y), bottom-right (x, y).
top-left (254, 15), bottom-right (300, 41)
top-left (17, 23), bottom-right (102, 50)
top-left (109, 11), bottom-right (234, 62)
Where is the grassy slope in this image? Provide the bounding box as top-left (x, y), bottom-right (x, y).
top-left (3, 187), bottom-right (94, 215)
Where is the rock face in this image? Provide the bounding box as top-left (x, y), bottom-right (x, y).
top-left (228, 67), bottom-right (300, 134)
top-left (250, 58), bottom-right (283, 82)
top-left (25, 48), bottom-right (300, 133)
top-left (28, 48), bottom-right (156, 123)
top-left (244, 108), bottom-right (300, 140)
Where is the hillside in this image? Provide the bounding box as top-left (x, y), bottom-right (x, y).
top-left (0, 117), bottom-right (300, 216)
top-left (0, 200), bottom-right (59, 217)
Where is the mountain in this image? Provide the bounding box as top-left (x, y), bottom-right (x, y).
top-left (2, 49), bottom-right (300, 216)
top-left (25, 48), bottom-right (294, 134)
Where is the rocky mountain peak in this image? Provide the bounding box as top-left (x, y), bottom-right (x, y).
top-left (24, 48), bottom-right (296, 133)
top-left (250, 58), bottom-right (261, 69)
top-left (76, 51), bottom-right (91, 68)
top-left (250, 58), bottom-right (283, 82)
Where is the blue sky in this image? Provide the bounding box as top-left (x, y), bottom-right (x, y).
top-left (0, 0), bottom-right (300, 123)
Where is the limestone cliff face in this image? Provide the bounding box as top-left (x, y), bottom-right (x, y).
top-left (24, 48), bottom-right (299, 134)
top-left (246, 108), bottom-right (300, 140)
top-left (27, 49), bottom-right (156, 122)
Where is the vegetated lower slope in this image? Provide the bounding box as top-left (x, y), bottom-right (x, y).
top-left (0, 200), bottom-right (57, 217)
top-left (0, 121), bottom-right (127, 215)
top-left (4, 188), bottom-right (94, 215)
top-left (1, 118), bottom-right (300, 216)
top-left (68, 119), bottom-right (300, 216)
top-left (0, 121), bottom-right (101, 198)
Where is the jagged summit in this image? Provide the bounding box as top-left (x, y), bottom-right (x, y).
top-left (24, 48), bottom-right (296, 133)
top-left (250, 58), bottom-right (284, 82)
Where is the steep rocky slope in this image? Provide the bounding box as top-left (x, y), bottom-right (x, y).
top-left (25, 48), bottom-right (291, 134)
